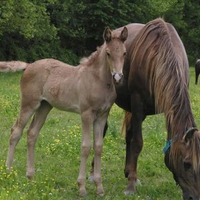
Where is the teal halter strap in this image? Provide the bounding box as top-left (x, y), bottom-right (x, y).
top-left (163, 127), bottom-right (198, 154)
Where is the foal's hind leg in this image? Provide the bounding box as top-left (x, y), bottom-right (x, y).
top-left (6, 107), bottom-right (36, 171)
top-left (26, 101), bottom-right (52, 179)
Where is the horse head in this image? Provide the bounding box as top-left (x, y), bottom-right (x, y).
top-left (103, 26), bottom-right (128, 84)
top-left (164, 128), bottom-right (200, 200)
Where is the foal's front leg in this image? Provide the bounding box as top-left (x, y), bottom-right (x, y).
top-left (77, 111), bottom-right (93, 196)
top-left (89, 122), bottom-right (108, 181)
top-left (93, 115), bottom-right (107, 196)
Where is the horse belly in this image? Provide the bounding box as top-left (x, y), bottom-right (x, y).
top-left (43, 82), bottom-right (81, 113)
top-left (53, 98), bottom-right (80, 113)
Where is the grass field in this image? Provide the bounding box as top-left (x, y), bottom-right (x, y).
top-left (1, 68), bottom-right (200, 200)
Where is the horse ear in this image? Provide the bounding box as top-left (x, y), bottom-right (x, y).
top-left (103, 27), bottom-right (112, 42)
top-left (120, 27), bottom-right (128, 42)
top-left (183, 129), bottom-right (196, 143)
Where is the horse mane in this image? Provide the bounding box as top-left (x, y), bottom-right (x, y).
top-left (79, 46), bottom-right (102, 67)
top-left (128, 18), bottom-right (200, 172)
top-left (187, 131), bottom-right (200, 172)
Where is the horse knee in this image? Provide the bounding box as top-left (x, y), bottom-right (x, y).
top-left (81, 144), bottom-right (91, 157)
top-left (132, 139), bottom-right (143, 153)
top-left (27, 130), bottom-right (38, 146)
top-left (94, 144), bottom-right (103, 156)
top-left (9, 128), bottom-right (22, 145)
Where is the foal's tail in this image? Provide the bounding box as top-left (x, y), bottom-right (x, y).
top-left (122, 111), bottom-right (132, 136)
top-left (0, 61), bottom-right (28, 72)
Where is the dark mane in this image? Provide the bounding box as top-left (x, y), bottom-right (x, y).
top-left (188, 132), bottom-right (200, 172)
top-left (129, 18), bottom-right (200, 171)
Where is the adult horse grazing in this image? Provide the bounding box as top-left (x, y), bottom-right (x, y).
top-left (1, 26), bottom-right (128, 197)
top-left (96, 18), bottom-right (200, 199)
top-left (195, 59), bottom-right (200, 84)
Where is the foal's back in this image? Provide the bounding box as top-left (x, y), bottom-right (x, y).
top-left (21, 59), bottom-right (80, 112)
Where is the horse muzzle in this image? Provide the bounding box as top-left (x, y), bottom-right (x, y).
top-left (112, 72), bottom-right (123, 84)
top-left (183, 191), bottom-right (200, 200)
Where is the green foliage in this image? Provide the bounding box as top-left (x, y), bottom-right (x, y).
top-left (0, 1), bottom-right (200, 65)
top-left (0, 0), bottom-right (57, 39)
top-left (181, 1), bottom-right (200, 63)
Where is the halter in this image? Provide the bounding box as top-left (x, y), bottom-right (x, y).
top-left (163, 127), bottom-right (198, 154)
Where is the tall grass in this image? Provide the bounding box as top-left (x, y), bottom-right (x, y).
top-left (0, 68), bottom-right (200, 200)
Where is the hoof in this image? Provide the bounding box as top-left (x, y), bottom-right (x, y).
top-left (124, 180), bottom-right (137, 196)
top-left (6, 166), bottom-right (11, 172)
top-left (136, 179), bottom-right (142, 185)
top-left (77, 178), bottom-right (87, 197)
top-left (124, 190), bottom-right (136, 196)
top-left (97, 188), bottom-right (104, 197)
top-left (26, 171), bottom-right (34, 180)
top-left (96, 184), bottom-right (104, 197)
top-left (97, 192), bottom-right (104, 197)
top-left (79, 189), bottom-right (87, 197)
top-left (6, 161), bottom-right (12, 172)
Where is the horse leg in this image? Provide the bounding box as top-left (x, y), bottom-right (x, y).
top-left (77, 110), bottom-right (94, 197)
top-left (26, 101), bottom-right (52, 179)
top-left (89, 121), bottom-right (108, 181)
top-left (6, 106), bottom-right (36, 171)
top-left (124, 94), bottom-right (144, 195)
top-left (93, 115), bottom-right (108, 196)
top-left (195, 70), bottom-right (198, 85)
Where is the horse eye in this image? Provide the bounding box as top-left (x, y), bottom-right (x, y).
top-left (183, 162), bottom-right (192, 171)
top-left (124, 52), bottom-right (126, 56)
top-left (106, 52), bottom-right (110, 57)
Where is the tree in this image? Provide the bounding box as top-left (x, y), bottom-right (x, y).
top-left (0, 0), bottom-right (67, 62)
top-left (0, 0), bottom-right (199, 65)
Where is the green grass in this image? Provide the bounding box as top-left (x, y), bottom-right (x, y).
top-left (0, 68), bottom-right (200, 200)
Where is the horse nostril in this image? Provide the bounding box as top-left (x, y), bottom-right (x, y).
top-left (119, 73), bottom-right (123, 79)
top-left (113, 73), bottom-right (123, 83)
top-left (188, 196), bottom-right (193, 200)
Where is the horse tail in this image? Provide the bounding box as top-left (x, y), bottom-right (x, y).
top-left (0, 61), bottom-right (28, 72)
top-left (122, 111), bottom-right (132, 136)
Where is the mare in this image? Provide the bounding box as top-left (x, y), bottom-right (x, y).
top-left (195, 59), bottom-right (200, 84)
top-left (93, 18), bottom-right (200, 200)
top-left (1, 27), bottom-right (128, 197)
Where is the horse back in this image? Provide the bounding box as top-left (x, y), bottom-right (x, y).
top-left (20, 59), bottom-right (81, 111)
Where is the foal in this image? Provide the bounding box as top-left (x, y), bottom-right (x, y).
top-left (4, 26), bottom-right (128, 196)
